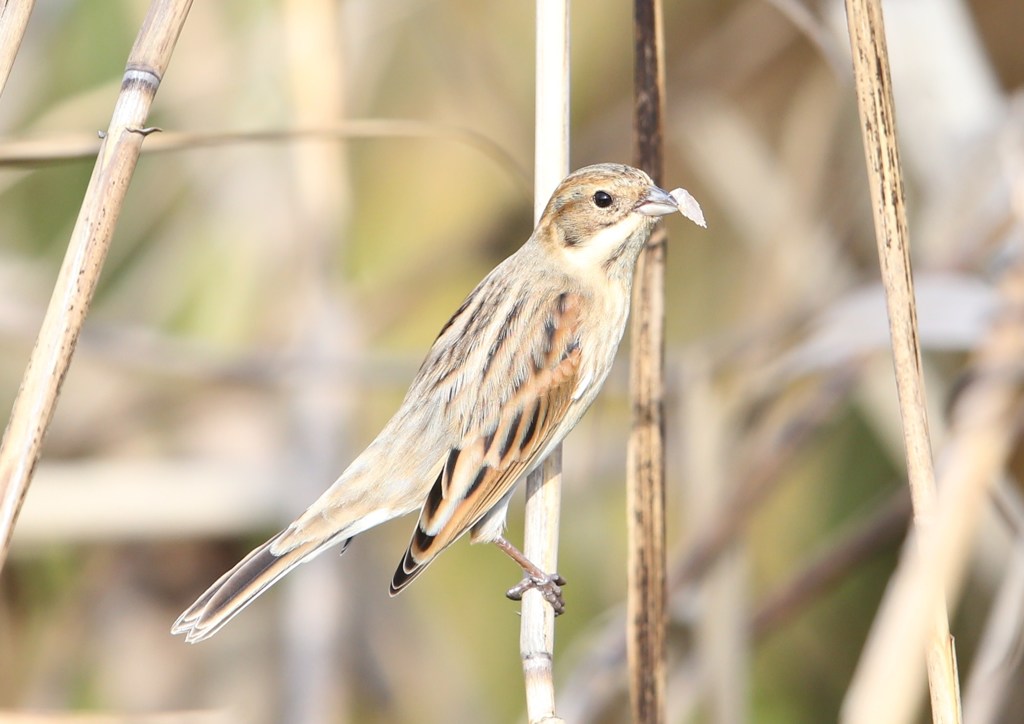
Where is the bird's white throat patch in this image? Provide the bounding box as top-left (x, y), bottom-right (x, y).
top-left (561, 214), bottom-right (647, 271)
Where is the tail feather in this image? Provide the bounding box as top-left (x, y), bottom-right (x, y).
top-left (171, 530), bottom-right (349, 643)
top-left (389, 543), bottom-right (433, 597)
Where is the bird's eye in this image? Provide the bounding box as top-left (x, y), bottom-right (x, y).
top-left (593, 190), bottom-right (613, 208)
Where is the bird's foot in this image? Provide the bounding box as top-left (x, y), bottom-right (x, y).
top-left (506, 572), bottom-right (567, 615)
top-left (493, 535), bottom-right (568, 615)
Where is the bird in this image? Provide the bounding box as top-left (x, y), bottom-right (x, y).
top-left (172, 163), bottom-right (705, 643)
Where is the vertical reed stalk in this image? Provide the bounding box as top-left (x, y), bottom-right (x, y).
top-left (520, 2), bottom-right (569, 722)
top-left (840, 0), bottom-right (960, 722)
top-left (0, 0), bottom-right (193, 572)
top-left (628, 0), bottom-right (668, 721)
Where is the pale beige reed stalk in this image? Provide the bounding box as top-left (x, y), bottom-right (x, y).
top-left (840, 0), bottom-right (960, 722)
top-left (521, 1), bottom-right (569, 722)
top-left (0, 0), bottom-right (35, 101)
top-left (0, 0), bottom-right (194, 573)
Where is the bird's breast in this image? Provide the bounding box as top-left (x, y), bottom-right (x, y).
top-left (571, 286), bottom-right (631, 407)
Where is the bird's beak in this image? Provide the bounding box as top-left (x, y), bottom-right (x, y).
top-left (635, 186), bottom-right (679, 217)
top-left (637, 185), bottom-right (707, 228)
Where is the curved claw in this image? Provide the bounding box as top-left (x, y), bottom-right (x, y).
top-left (506, 572), bottom-right (567, 615)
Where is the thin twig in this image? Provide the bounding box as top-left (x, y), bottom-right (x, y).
top-left (0, 0), bottom-right (193, 573)
top-left (840, 0), bottom-right (961, 721)
top-left (0, 122), bottom-right (530, 190)
top-left (628, 0), bottom-right (668, 720)
top-left (520, 1), bottom-right (568, 722)
top-left (0, 710), bottom-right (229, 723)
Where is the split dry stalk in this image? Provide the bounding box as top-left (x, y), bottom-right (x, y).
top-left (0, 0), bottom-right (193, 573)
top-left (520, 1), bottom-right (569, 722)
top-left (841, 0), bottom-right (960, 720)
top-left (628, 0), bottom-right (668, 721)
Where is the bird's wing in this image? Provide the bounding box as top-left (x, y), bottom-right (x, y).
top-left (390, 291), bottom-right (584, 594)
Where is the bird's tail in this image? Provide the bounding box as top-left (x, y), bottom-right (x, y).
top-left (171, 529), bottom-right (350, 643)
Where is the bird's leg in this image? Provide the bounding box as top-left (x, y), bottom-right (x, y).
top-left (493, 535), bottom-right (567, 615)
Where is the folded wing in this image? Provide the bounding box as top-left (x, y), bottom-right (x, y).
top-left (390, 292), bottom-right (584, 594)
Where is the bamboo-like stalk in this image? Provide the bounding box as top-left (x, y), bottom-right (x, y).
top-left (840, 0), bottom-right (960, 721)
top-left (0, 0), bottom-right (35, 100)
top-left (0, 0), bottom-right (193, 573)
top-left (627, 0), bottom-right (668, 721)
top-left (520, 2), bottom-right (568, 723)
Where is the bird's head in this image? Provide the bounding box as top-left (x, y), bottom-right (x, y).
top-left (534, 163), bottom-right (699, 282)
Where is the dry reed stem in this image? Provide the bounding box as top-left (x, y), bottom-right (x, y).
top-left (0, 0), bottom-right (193, 572)
top-left (0, 0), bottom-right (35, 100)
top-left (0, 123), bottom-right (529, 189)
top-left (628, 0), bottom-right (668, 720)
top-left (520, 1), bottom-right (568, 722)
top-left (841, 0), bottom-right (961, 721)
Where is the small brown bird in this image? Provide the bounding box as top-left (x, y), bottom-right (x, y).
top-left (172, 163), bottom-right (704, 643)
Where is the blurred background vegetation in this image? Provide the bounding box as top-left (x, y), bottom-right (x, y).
top-left (2, 0), bottom-right (1024, 722)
